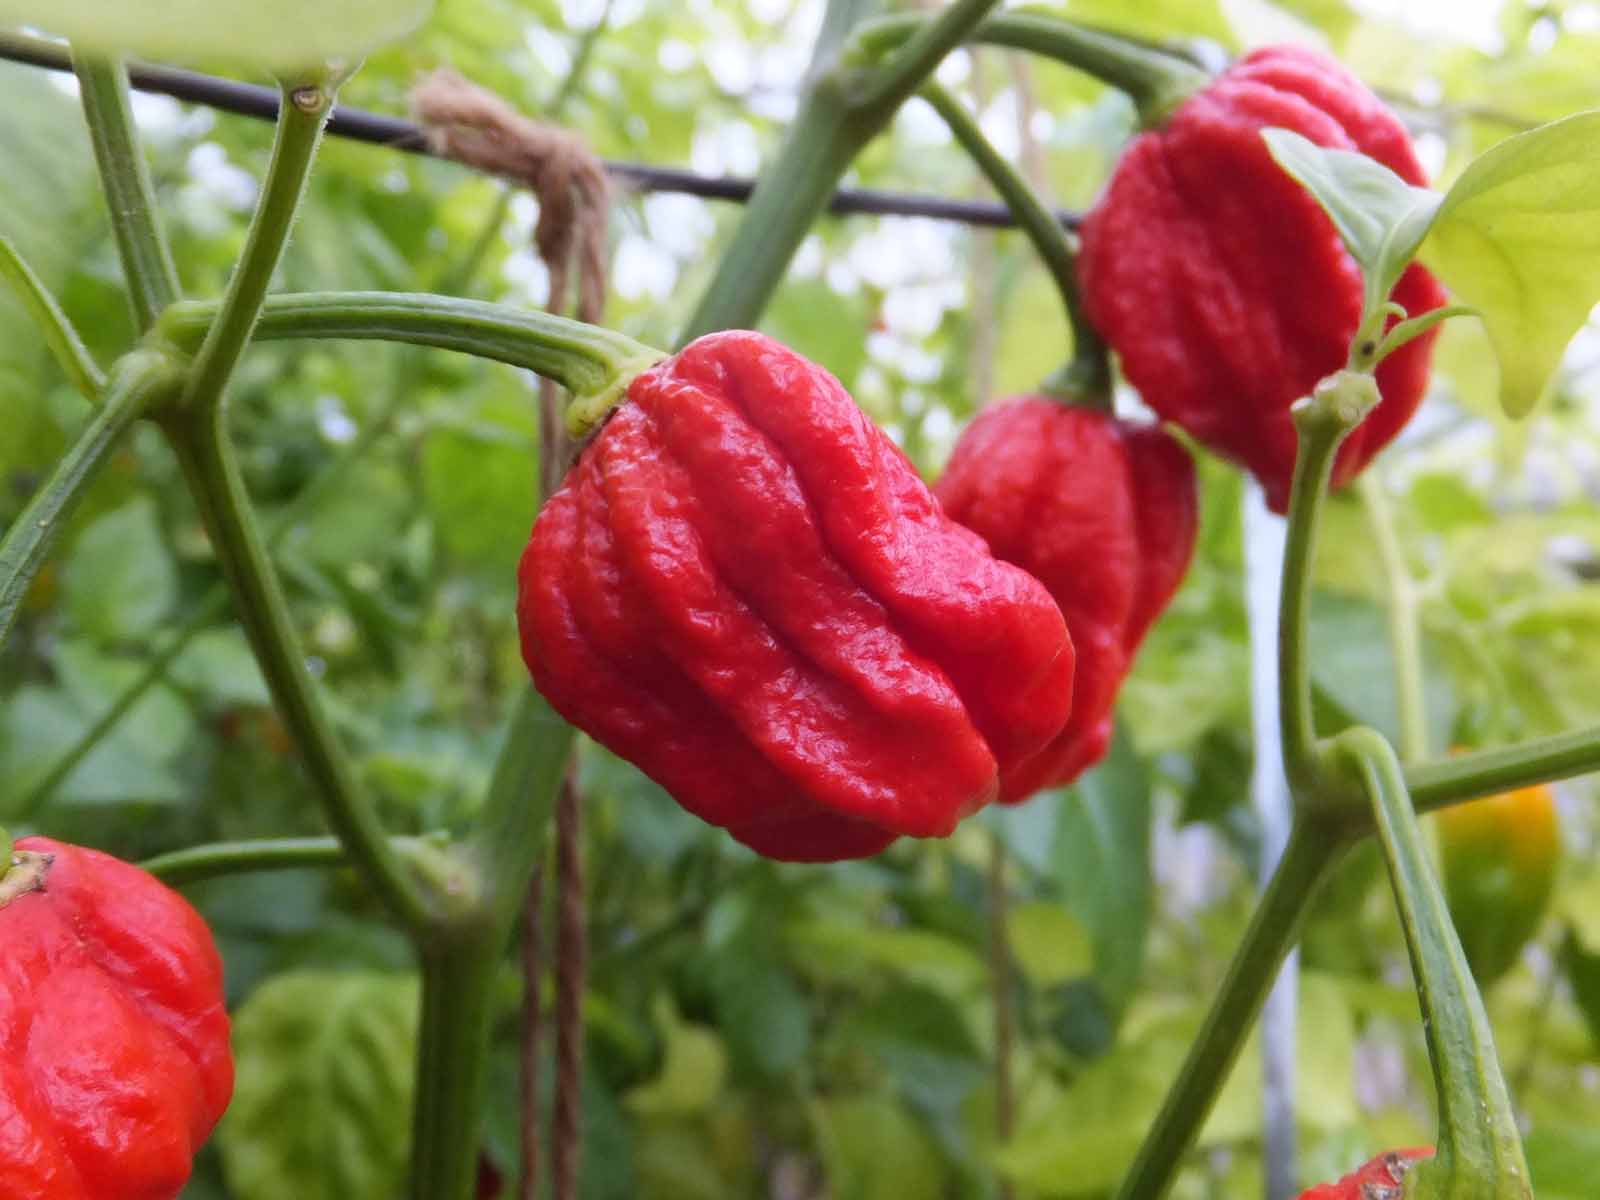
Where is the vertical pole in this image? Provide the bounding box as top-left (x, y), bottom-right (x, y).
top-left (1246, 482), bottom-right (1298, 1200)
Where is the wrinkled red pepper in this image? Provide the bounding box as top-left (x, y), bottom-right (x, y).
top-left (936, 399), bottom-right (1196, 799)
top-left (0, 837), bottom-right (233, 1200)
top-left (517, 331), bottom-right (1075, 861)
top-left (1297, 1147), bottom-right (1433, 1199)
top-left (1078, 44), bottom-right (1449, 512)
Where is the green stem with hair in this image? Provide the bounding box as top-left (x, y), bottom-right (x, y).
top-left (73, 54), bottom-right (182, 331)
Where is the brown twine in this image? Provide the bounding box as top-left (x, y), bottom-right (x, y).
top-left (551, 776), bottom-right (586, 1200)
top-left (518, 865), bottom-right (546, 1200)
top-left (413, 69), bottom-right (604, 1200)
top-left (411, 68), bottom-right (609, 327)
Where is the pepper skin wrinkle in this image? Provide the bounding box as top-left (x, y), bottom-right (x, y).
top-left (517, 331), bottom-right (1075, 861)
top-left (1079, 45), bottom-right (1449, 513)
top-left (936, 399), bottom-right (1197, 800)
top-left (1296, 1148), bottom-right (1433, 1199)
top-left (0, 837), bottom-right (233, 1200)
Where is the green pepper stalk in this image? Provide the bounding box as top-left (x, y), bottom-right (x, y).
top-left (918, 80), bottom-right (1111, 408)
top-left (1338, 728), bottom-right (1533, 1200)
top-left (157, 291), bottom-right (667, 437)
top-left (850, 12), bottom-right (1211, 127)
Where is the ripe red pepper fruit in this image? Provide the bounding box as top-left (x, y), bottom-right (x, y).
top-left (935, 398), bottom-right (1196, 799)
top-left (1297, 1148), bottom-right (1433, 1200)
top-left (517, 331), bottom-right (1075, 862)
top-left (0, 837), bottom-right (233, 1200)
top-left (1078, 45), bottom-right (1449, 513)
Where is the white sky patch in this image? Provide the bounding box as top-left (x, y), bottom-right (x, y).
top-left (1351, 0), bottom-right (1505, 52)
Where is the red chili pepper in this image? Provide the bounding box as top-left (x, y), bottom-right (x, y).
top-left (1297, 1147), bottom-right (1433, 1199)
top-left (517, 331), bottom-right (1075, 862)
top-left (0, 837), bottom-right (233, 1200)
top-left (1078, 45), bottom-right (1449, 513)
top-left (936, 398), bottom-right (1196, 799)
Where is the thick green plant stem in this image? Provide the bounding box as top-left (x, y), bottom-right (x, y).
top-left (680, 0), bottom-right (1002, 341)
top-left (159, 292), bottom-right (664, 408)
top-left (851, 11), bottom-right (1210, 126)
top-left (0, 235), bottom-right (105, 398)
top-left (470, 687), bottom-right (578, 929)
top-left (1278, 373), bottom-right (1379, 791)
top-left (158, 60), bottom-right (433, 930)
top-left (73, 55), bottom-right (181, 331)
top-left (411, 928), bottom-right (503, 1200)
top-left (918, 81), bottom-right (1109, 402)
top-left (180, 73), bottom-right (341, 412)
top-left (165, 414), bottom-right (433, 931)
top-left (1339, 729), bottom-right (1531, 1200)
top-left (1359, 474), bottom-right (1429, 762)
top-left (0, 350), bottom-right (179, 652)
top-left (1113, 826), bottom-right (1338, 1200)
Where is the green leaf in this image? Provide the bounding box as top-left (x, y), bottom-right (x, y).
top-left (219, 970), bottom-right (419, 1200)
top-left (786, 919), bottom-right (988, 994)
top-left (703, 932), bottom-right (811, 1082)
top-left (170, 628), bottom-right (272, 707)
top-left (1310, 590), bottom-right (1456, 752)
top-left (626, 996), bottom-right (728, 1117)
top-left (816, 1095), bottom-right (945, 1200)
top-left (831, 982), bottom-right (984, 1114)
top-left (0, 0), bottom-right (435, 72)
top-left (1008, 902), bottom-right (1094, 986)
top-left (1425, 110), bottom-right (1600, 417)
top-left (1526, 1122), bottom-right (1600, 1200)
top-left (1262, 127), bottom-right (1442, 315)
top-left (61, 496), bottom-right (177, 642)
top-left (420, 405), bottom-right (536, 585)
top-left (1051, 728), bottom-right (1152, 1014)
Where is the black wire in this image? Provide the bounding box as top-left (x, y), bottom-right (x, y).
top-left (0, 31), bottom-right (1083, 231)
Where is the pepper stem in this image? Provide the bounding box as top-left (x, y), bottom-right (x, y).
top-left (0, 826), bottom-right (11, 871)
top-left (851, 12), bottom-right (1210, 127)
top-left (0, 846), bottom-right (51, 908)
top-left (1338, 728), bottom-right (1533, 1200)
top-left (918, 81), bottom-right (1111, 409)
top-left (155, 292), bottom-right (667, 438)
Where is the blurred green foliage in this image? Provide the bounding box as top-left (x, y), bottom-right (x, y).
top-left (3, 0), bottom-right (1600, 1197)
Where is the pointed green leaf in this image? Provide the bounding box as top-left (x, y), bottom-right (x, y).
top-left (1262, 127), bottom-right (1442, 315)
top-left (1425, 110), bottom-right (1600, 417)
top-left (0, 0), bottom-right (434, 72)
top-left (220, 970), bottom-right (419, 1200)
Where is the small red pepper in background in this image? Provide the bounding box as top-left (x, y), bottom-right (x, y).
top-left (1078, 45), bottom-right (1449, 513)
top-left (517, 331), bottom-right (1075, 862)
top-left (1297, 1147), bottom-right (1433, 1199)
top-left (936, 398), bottom-right (1196, 800)
top-left (0, 837), bottom-right (233, 1200)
